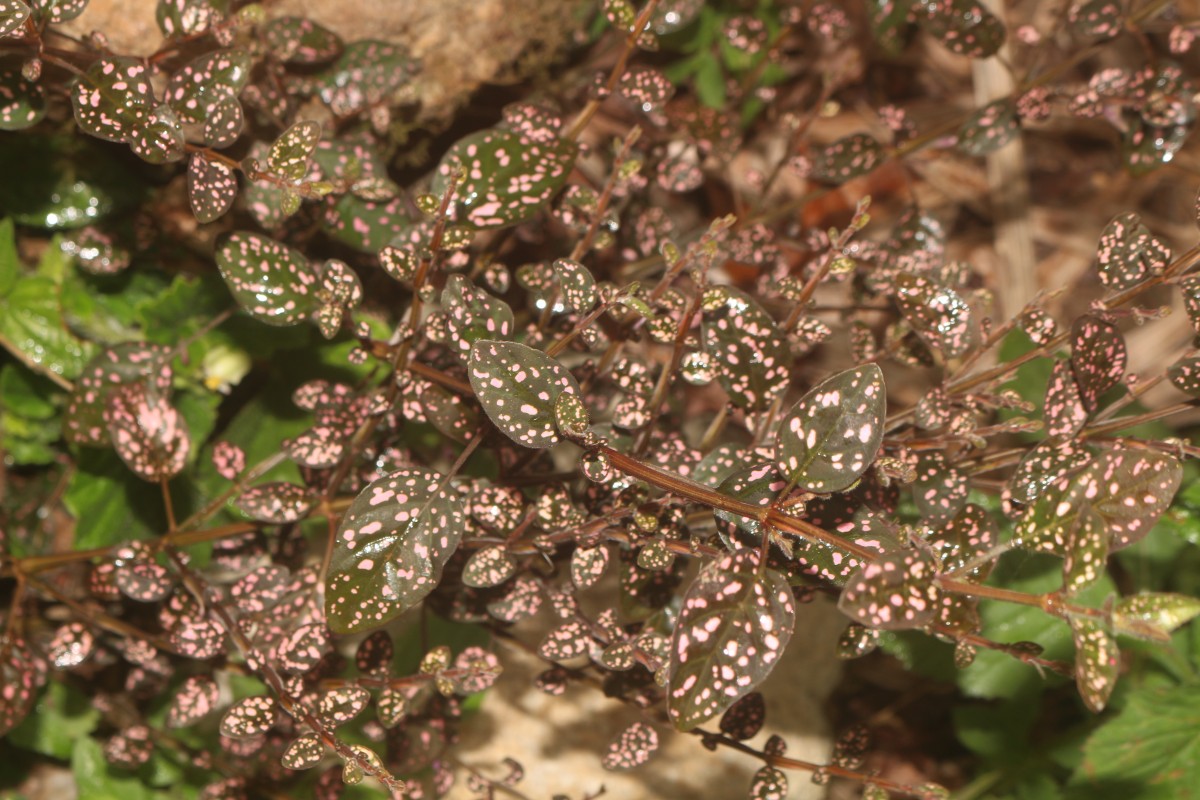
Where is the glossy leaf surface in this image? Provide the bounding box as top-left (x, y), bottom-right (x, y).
top-left (468, 340), bottom-right (581, 449)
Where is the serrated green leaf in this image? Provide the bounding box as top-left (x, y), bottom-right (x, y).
top-left (667, 549), bottom-right (795, 730)
top-left (326, 467), bottom-right (466, 633)
top-left (0, 275), bottom-right (93, 380)
top-left (777, 364), bottom-right (885, 493)
top-left (215, 231), bottom-right (319, 326)
top-left (8, 682), bottom-right (100, 760)
top-left (468, 340), bottom-right (582, 449)
top-left (432, 127), bottom-right (577, 229)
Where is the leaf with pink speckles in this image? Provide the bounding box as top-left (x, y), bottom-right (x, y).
top-left (1044, 360), bottom-right (1089, 439)
top-left (617, 65), bottom-right (675, 113)
top-left (1061, 507), bottom-right (1108, 593)
top-left (215, 232), bottom-right (319, 327)
top-left (1009, 439), bottom-right (1093, 507)
top-left (803, 133), bottom-right (885, 184)
top-left (268, 120), bottom-right (321, 182)
top-left (701, 287), bottom-right (789, 412)
top-left (468, 340), bottom-right (582, 449)
top-left (47, 622), bottom-right (94, 669)
top-left (0, 65), bottom-right (45, 130)
top-left (432, 127), bottom-right (578, 229)
top-left (487, 575), bottom-right (543, 623)
top-left (538, 619), bottom-right (592, 661)
top-left (128, 103), bottom-right (185, 165)
top-left (1069, 0), bottom-right (1122, 39)
top-left (602, 721), bottom-right (659, 770)
top-left (957, 99), bottom-right (1019, 156)
top-left (838, 548), bottom-right (940, 630)
top-left (462, 545), bottom-right (516, 588)
top-left (71, 57), bottom-right (154, 143)
top-left (114, 556), bottom-right (172, 602)
top-left (1167, 354), bottom-right (1200, 397)
top-left (719, 692), bottom-right (765, 740)
top-left (105, 725), bottom-right (153, 768)
top-left (749, 766), bottom-right (788, 800)
top-left (156, 0), bottom-right (220, 36)
top-left (927, 504), bottom-right (997, 580)
top-left (777, 364), bottom-right (886, 494)
top-left (443, 275), bottom-right (514, 360)
top-left (276, 622), bottom-right (329, 674)
top-left (1015, 447), bottom-right (1181, 555)
top-left (220, 696), bottom-right (277, 739)
top-left (1111, 593), bottom-right (1200, 643)
top-left (105, 382), bottom-right (190, 481)
top-left (1071, 616), bottom-right (1118, 712)
top-left (553, 258), bottom-right (598, 313)
top-left (1096, 212), bottom-right (1170, 289)
top-left (313, 258), bottom-right (362, 339)
top-left (794, 512), bottom-right (901, 586)
top-left (913, 453), bottom-right (968, 523)
top-left (317, 41), bottom-right (417, 117)
top-left (264, 16), bottom-right (342, 64)
top-left (1070, 316), bottom-right (1126, 412)
top-left (1020, 307), bottom-right (1057, 345)
top-left (211, 441), bottom-right (245, 481)
top-left (167, 674), bottom-right (220, 728)
top-left (326, 467), bottom-right (466, 633)
top-left (0, 1), bottom-right (31, 37)
top-left (894, 273), bottom-right (973, 357)
top-left (282, 734), bottom-right (324, 770)
top-left (188, 153), bottom-right (237, 223)
top-left (0, 640), bottom-right (40, 737)
top-left (169, 618), bottom-right (225, 659)
top-left (1180, 276), bottom-right (1200, 335)
top-left (316, 686), bottom-right (370, 727)
top-left (571, 545), bottom-right (609, 589)
top-left (234, 482), bottom-right (314, 523)
top-left (667, 549), bottom-right (795, 731)
top-left (915, 0), bottom-right (1006, 58)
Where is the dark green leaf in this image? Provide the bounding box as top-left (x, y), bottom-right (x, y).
top-left (802, 133), bottom-right (885, 184)
top-left (1008, 439), bottom-right (1092, 506)
top-left (442, 274), bottom-right (514, 359)
top-left (187, 152), bottom-right (237, 223)
top-left (156, 0), bottom-right (220, 37)
top-left (1168, 354), bottom-right (1200, 397)
top-left (701, 287), bottom-right (789, 412)
top-left (0, 62), bottom-right (46, 130)
top-left (1069, 0), bottom-right (1122, 39)
top-left (263, 16), bottom-right (342, 63)
top-left (957, 98), bottom-right (1019, 156)
top-left (215, 231), bottom-right (319, 326)
top-left (0, 0), bottom-right (31, 37)
top-left (71, 57), bottom-right (154, 143)
top-left (838, 548), bottom-right (940, 630)
top-left (0, 639), bottom-right (39, 737)
top-left (894, 272), bottom-right (973, 357)
top-left (317, 40), bottom-right (417, 116)
top-left (915, 0), bottom-right (1006, 58)
top-left (1070, 616), bottom-right (1118, 712)
top-left (468, 340), bottom-right (582, 449)
top-left (432, 128), bottom-right (577, 229)
top-left (1070, 315), bottom-right (1126, 412)
top-left (667, 549), bottom-right (795, 730)
top-left (1096, 212), bottom-right (1169, 290)
top-left (1044, 360), bottom-right (1088, 438)
top-left (867, 0), bottom-right (915, 54)
top-left (776, 364), bottom-right (885, 493)
top-left (326, 467), bottom-right (466, 633)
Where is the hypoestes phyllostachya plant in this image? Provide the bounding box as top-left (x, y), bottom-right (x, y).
top-left (4, 0), bottom-right (1200, 798)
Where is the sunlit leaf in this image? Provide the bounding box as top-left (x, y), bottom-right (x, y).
top-left (268, 120), bottom-right (321, 182)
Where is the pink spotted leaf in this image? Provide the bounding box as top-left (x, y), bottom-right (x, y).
top-left (188, 153), bottom-right (238, 223)
top-left (1167, 354), bottom-right (1200, 397)
top-left (1061, 507), bottom-right (1109, 593)
top-left (215, 232), bottom-right (319, 326)
top-left (105, 383), bottom-right (190, 481)
top-left (313, 258), bottom-right (363, 339)
top-left (553, 258), bottom-right (599, 313)
top-left (282, 734), bottom-right (325, 770)
top-left (169, 618), bottom-right (225, 659)
top-left (957, 99), bottom-right (1019, 156)
top-left (915, 0), bottom-right (1006, 58)
top-left (1008, 439), bottom-right (1092, 506)
top-left (894, 273), bottom-right (973, 357)
top-left (802, 133), bottom-right (885, 185)
top-left (167, 675), bottom-right (220, 728)
top-left (164, 49), bottom-right (251, 127)
top-left (128, 103), bottom-right (185, 164)
top-left (749, 766), bottom-right (789, 800)
top-left (1014, 447), bottom-right (1182, 554)
top-left (114, 556), bottom-right (172, 602)
top-left (71, 57), bottom-right (154, 143)
top-left (316, 686), bottom-right (370, 728)
top-left (1111, 593), bottom-right (1200, 643)
top-left (317, 40), bottom-right (417, 117)
top-left (234, 482), bottom-right (314, 524)
top-left (212, 440), bottom-right (245, 481)
top-left (838, 548), bottom-right (940, 630)
top-left (571, 545), bottom-right (609, 589)
top-left (487, 575), bottom-right (543, 622)
top-left (156, 0), bottom-right (220, 36)
top-left (719, 692), bottom-right (766, 741)
top-left (268, 120), bottom-right (322, 182)
top-left (47, 622), bottom-right (94, 669)
top-left (913, 453), bottom-right (968, 523)
top-left (220, 696), bottom-right (278, 739)
top-left (0, 65), bottom-right (46, 130)
top-left (1179, 276), bottom-right (1200, 335)
top-left (1044, 360), bottom-right (1089, 439)
top-left (355, 630), bottom-right (394, 674)
top-left (538, 620), bottom-right (592, 661)
top-left (277, 623), bottom-right (329, 674)
top-left (443, 275), bottom-right (514, 359)
top-left (793, 512), bottom-right (901, 586)
top-left (1070, 316), bottom-right (1127, 412)
top-left (667, 549), bottom-right (795, 730)
top-left (326, 467), bottom-right (466, 633)
top-left (927, 504), bottom-right (998, 580)
top-left (1096, 212), bottom-right (1170, 289)
top-left (104, 725), bottom-right (153, 768)
top-left (776, 364), bottom-right (886, 494)
top-left (462, 545), bottom-right (517, 588)
top-left (1071, 616), bottom-right (1119, 712)
top-left (701, 287), bottom-right (789, 412)
top-left (601, 721), bottom-right (659, 770)
top-left (468, 340), bottom-right (582, 449)
top-left (1069, 0), bottom-right (1122, 39)
top-left (432, 127), bottom-right (578, 229)
top-left (264, 16), bottom-right (342, 63)
top-left (0, 1), bottom-right (31, 37)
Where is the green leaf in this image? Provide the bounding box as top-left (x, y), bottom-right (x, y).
top-left (867, 0), bottom-right (915, 55)
top-left (268, 119), bottom-right (321, 182)
top-left (0, 0), bottom-right (31, 37)
top-left (894, 273), bottom-right (973, 357)
top-left (8, 682), bottom-right (100, 759)
top-left (0, 363), bottom-right (58, 418)
top-left (776, 364), bottom-right (885, 493)
top-left (442, 274), bottom-right (514, 360)
top-left (326, 467), bottom-right (466, 633)
top-left (0, 136), bottom-right (132, 230)
top-left (71, 57), bottom-right (155, 143)
top-left (317, 40), bottom-right (417, 116)
top-left (701, 287), bottom-right (789, 412)
top-left (0, 274), bottom-right (93, 380)
top-left (468, 340), bottom-right (582, 449)
top-left (432, 127), bottom-right (577, 229)
top-left (186, 152), bottom-right (237, 223)
top-left (1112, 593), bottom-right (1200, 643)
top-left (1014, 447), bottom-right (1182, 554)
top-left (1072, 681), bottom-right (1200, 798)
top-left (838, 548), bottom-right (940, 630)
top-left (263, 16), bottom-right (342, 63)
top-left (1070, 615), bottom-right (1119, 712)
top-left (71, 736), bottom-right (154, 800)
top-left (667, 549), bottom-right (795, 730)
top-left (0, 61), bottom-right (46, 130)
top-left (0, 216), bottom-right (18, 296)
top-left (1168, 354), bottom-right (1200, 397)
top-left (214, 231), bottom-right (319, 326)
top-left (64, 449), bottom-right (166, 547)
